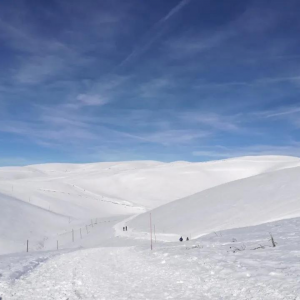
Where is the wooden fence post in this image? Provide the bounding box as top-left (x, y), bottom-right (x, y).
top-left (150, 213), bottom-right (153, 251)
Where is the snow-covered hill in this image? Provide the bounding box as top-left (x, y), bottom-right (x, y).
top-left (1, 155), bottom-right (300, 299)
top-left (129, 163), bottom-right (300, 240)
top-left (0, 155), bottom-right (300, 254)
top-left (66, 156), bottom-right (300, 208)
top-left (0, 192), bottom-right (68, 254)
top-left (1, 156), bottom-right (299, 209)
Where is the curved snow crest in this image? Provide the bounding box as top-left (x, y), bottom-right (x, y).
top-left (129, 164), bottom-right (300, 240)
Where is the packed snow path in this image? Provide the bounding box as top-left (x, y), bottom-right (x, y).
top-left (3, 247), bottom-right (206, 300)
top-left (2, 240), bottom-right (299, 300)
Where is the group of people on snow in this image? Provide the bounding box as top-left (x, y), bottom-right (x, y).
top-left (123, 226), bottom-right (128, 231)
top-left (179, 236), bottom-right (189, 242)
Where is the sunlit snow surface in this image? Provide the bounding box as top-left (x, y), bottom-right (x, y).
top-left (1, 156), bottom-right (300, 299)
top-left (1, 217), bottom-right (300, 299)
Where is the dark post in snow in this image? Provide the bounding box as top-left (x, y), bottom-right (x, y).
top-left (150, 213), bottom-right (153, 251)
top-left (27, 240), bottom-right (29, 252)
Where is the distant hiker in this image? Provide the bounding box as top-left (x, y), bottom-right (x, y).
top-left (125, 226), bottom-right (128, 231)
top-left (123, 227), bottom-right (125, 231)
top-left (179, 236), bottom-right (183, 242)
top-left (186, 237), bottom-right (189, 241)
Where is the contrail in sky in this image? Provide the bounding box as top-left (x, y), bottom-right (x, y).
top-left (118, 0), bottom-right (192, 68)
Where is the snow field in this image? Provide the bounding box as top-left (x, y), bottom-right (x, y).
top-left (1, 217), bottom-right (300, 299)
top-left (1, 156), bottom-right (300, 299)
top-left (1, 155), bottom-right (300, 254)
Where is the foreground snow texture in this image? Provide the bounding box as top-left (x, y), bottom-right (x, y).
top-left (1, 156), bottom-right (300, 299)
top-left (1, 218), bottom-right (300, 299)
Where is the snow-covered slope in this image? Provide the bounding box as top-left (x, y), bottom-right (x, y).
top-left (1, 156), bottom-right (299, 209)
top-left (129, 164), bottom-right (300, 239)
top-left (0, 192), bottom-right (68, 254)
top-left (1, 216), bottom-right (300, 299)
top-left (1, 155), bottom-right (300, 299)
top-left (0, 155), bottom-right (300, 254)
top-left (67, 156), bottom-right (300, 208)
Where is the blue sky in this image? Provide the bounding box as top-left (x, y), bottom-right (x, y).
top-left (1, 0), bottom-right (300, 165)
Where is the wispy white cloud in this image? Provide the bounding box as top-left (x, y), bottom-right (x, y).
top-left (257, 76), bottom-right (300, 85)
top-left (261, 106), bottom-right (300, 118)
top-left (0, 28), bottom-right (77, 70)
top-left (162, 0), bottom-right (191, 22)
top-left (0, 118), bottom-right (97, 145)
top-left (194, 81), bottom-right (251, 90)
top-left (137, 129), bottom-right (208, 146)
top-left (165, 29), bottom-right (235, 59)
top-left (72, 74), bottom-right (130, 107)
top-left (180, 112), bottom-right (240, 132)
top-left (0, 103), bottom-right (218, 150)
top-left (192, 74), bottom-right (300, 94)
top-left (163, 4), bottom-right (284, 62)
top-left (1, 0), bottom-right (299, 163)
top-left (0, 4), bottom-right (128, 86)
top-left (14, 55), bottom-right (65, 84)
top-left (76, 94), bottom-right (108, 106)
top-left (251, 105), bottom-right (300, 130)
top-left (139, 77), bottom-right (174, 98)
top-left (88, 147), bottom-right (149, 162)
top-left (0, 20), bottom-right (91, 85)
top-left (119, 0), bottom-right (192, 67)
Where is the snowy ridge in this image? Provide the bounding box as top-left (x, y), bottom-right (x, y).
top-left (129, 163), bottom-right (300, 240)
